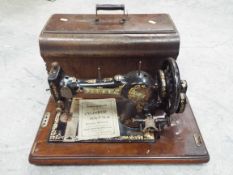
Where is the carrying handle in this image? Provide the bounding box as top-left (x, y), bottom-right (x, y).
top-left (95, 4), bottom-right (126, 23)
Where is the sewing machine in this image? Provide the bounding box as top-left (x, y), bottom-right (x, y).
top-left (47, 57), bottom-right (187, 142)
top-left (29, 5), bottom-right (209, 164)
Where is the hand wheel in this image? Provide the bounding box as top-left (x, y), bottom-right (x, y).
top-left (157, 57), bottom-right (187, 114)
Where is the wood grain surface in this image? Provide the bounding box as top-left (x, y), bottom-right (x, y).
top-left (29, 97), bottom-right (209, 165)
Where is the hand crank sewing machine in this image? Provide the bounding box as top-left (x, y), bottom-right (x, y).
top-left (48, 57), bottom-right (187, 140)
top-left (29, 5), bottom-right (209, 164)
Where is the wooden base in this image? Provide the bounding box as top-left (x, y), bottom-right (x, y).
top-left (29, 97), bottom-right (209, 165)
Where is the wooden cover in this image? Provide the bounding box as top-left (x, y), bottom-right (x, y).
top-left (39, 14), bottom-right (180, 78)
top-left (29, 97), bottom-right (209, 165)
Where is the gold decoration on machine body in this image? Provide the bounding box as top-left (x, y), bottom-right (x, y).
top-left (47, 58), bottom-right (188, 142)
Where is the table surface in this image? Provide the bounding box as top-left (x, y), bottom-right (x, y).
top-left (0, 0), bottom-right (232, 174)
